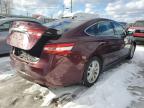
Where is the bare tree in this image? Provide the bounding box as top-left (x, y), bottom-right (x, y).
top-left (0, 0), bottom-right (3, 14)
top-left (0, 0), bottom-right (11, 15)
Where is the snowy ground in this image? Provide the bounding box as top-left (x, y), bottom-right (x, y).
top-left (0, 45), bottom-right (144, 108)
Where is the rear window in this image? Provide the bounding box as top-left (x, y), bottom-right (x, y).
top-left (133, 21), bottom-right (144, 27)
top-left (44, 19), bottom-right (86, 32)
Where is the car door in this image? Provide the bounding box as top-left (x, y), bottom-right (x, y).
top-left (112, 21), bottom-right (130, 58)
top-left (96, 21), bottom-right (126, 66)
top-left (85, 21), bottom-right (125, 66)
top-left (0, 21), bottom-right (12, 54)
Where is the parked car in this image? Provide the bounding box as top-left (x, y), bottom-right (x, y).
top-left (7, 18), bottom-right (136, 87)
top-left (0, 15), bottom-right (6, 19)
top-left (128, 20), bottom-right (144, 42)
top-left (0, 17), bottom-right (41, 55)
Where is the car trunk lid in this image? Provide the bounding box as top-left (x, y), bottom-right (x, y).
top-left (7, 21), bottom-right (63, 62)
top-left (7, 21), bottom-right (47, 50)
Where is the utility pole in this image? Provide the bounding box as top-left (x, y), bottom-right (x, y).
top-left (71, 0), bottom-right (72, 13)
top-left (62, 4), bottom-right (64, 17)
top-left (27, 11), bottom-right (29, 16)
top-left (0, 0), bottom-right (2, 14)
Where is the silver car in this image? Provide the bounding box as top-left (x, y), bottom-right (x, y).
top-left (0, 17), bottom-right (41, 55)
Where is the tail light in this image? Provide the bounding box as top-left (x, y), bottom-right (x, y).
top-left (43, 43), bottom-right (75, 56)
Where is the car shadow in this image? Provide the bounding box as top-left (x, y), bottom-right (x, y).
top-left (0, 53), bottom-right (9, 58)
top-left (136, 42), bottom-right (144, 46)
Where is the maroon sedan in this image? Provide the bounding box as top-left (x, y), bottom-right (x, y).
top-left (7, 18), bottom-right (136, 87)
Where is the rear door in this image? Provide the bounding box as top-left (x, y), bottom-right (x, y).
top-left (112, 21), bottom-right (130, 57)
top-left (0, 22), bottom-right (11, 54)
top-left (85, 21), bottom-right (125, 66)
top-left (96, 21), bottom-right (125, 65)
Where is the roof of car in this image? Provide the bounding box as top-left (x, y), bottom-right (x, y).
top-left (0, 17), bottom-right (41, 24)
top-left (81, 18), bottom-right (113, 25)
top-left (135, 20), bottom-right (144, 22)
top-left (61, 17), bottom-right (112, 21)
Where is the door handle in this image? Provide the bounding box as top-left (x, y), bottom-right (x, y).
top-left (100, 42), bottom-right (106, 45)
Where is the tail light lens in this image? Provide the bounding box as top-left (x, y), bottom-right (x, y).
top-left (43, 43), bottom-right (75, 56)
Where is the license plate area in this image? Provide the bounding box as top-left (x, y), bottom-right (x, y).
top-left (13, 48), bottom-right (40, 63)
top-left (19, 50), bottom-right (40, 63)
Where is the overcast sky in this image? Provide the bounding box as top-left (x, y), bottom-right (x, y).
top-left (12, 0), bottom-right (144, 22)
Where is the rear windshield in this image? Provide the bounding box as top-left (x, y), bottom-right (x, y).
top-left (44, 19), bottom-right (86, 32)
top-left (133, 21), bottom-right (144, 27)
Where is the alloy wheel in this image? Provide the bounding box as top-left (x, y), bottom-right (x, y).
top-left (87, 60), bottom-right (100, 84)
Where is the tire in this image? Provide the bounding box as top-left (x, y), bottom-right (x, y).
top-left (83, 57), bottom-right (102, 87)
top-left (127, 43), bottom-right (136, 60)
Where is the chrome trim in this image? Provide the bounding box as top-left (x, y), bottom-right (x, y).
top-left (84, 22), bottom-right (99, 37)
top-left (9, 28), bottom-right (27, 33)
top-left (9, 28), bottom-right (30, 41)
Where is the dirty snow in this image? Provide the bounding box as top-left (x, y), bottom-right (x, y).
top-left (0, 57), bottom-right (14, 80)
top-left (0, 45), bottom-right (144, 108)
top-left (24, 84), bottom-right (54, 105)
top-left (63, 64), bottom-right (141, 108)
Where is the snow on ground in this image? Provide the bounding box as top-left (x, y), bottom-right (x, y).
top-left (62, 47), bottom-right (144, 108)
top-left (0, 45), bottom-right (144, 108)
top-left (62, 46), bottom-right (144, 108)
top-left (23, 84), bottom-right (61, 106)
top-left (129, 46), bottom-right (144, 88)
top-left (0, 57), bottom-right (14, 80)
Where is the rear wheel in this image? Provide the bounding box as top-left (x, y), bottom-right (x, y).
top-left (127, 43), bottom-right (136, 60)
top-left (83, 57), bottom-right (102, 87)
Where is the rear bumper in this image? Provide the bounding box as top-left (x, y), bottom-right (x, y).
top-left (10, 53), bottom-right (85, 87)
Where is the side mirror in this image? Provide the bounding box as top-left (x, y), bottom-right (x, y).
top-left (126, 29), bottom-right (135, 36)
top-left (126, 31), bottom-right (134, 36)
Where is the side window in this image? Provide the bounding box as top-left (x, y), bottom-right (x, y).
top-left (112, 22), bottom-right (125, 36)
top-left (97, 21), bottom-right (114, 36)
top-left (0, 22), bottom-right (11, 31)
top-left (85, 21), bottom-right (114, 36)
top-left (85, 24), bottom-right (99, 36)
